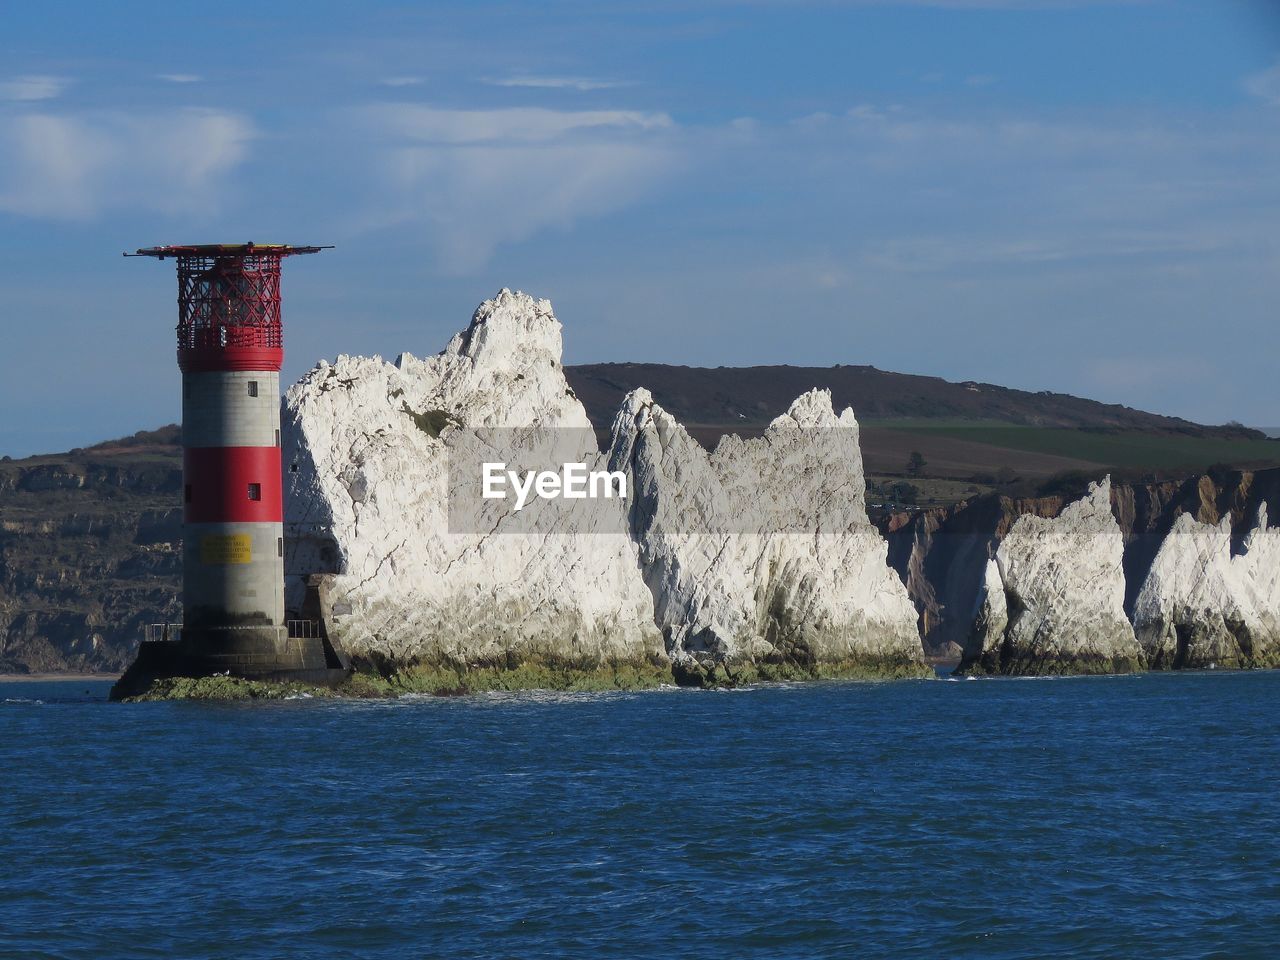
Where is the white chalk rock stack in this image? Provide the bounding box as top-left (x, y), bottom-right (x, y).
top-left (969, 558), bottom-right (1008, 662)
top-left (967, 477), bottom-right (1142, 673)
top-left (608, 387), bottom-right (926, 679)
top-left (281, 289), bottom-right (663, 670)
top-left (1243, 507), bottom-right (1280, 655)
top-left (1132, 506), bottom-right (1280, 668)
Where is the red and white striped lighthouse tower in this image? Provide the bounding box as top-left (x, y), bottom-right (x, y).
top-left (114, 243), bottom-right (342, 696)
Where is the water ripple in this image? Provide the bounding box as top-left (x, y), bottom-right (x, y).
top-left (2, 673), bottom-right (1279, 958)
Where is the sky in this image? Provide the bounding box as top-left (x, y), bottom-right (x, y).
top-left (1, 0), bottom-right (1278, 456)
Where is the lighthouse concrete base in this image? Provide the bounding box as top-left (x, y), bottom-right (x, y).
top-left (109, 626), bottom-right (351, 700)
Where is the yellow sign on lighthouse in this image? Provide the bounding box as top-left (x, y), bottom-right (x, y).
top-left (200, 534), bottom-right (252, 564)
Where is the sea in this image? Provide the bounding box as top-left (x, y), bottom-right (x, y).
top-left (2, 671), bottom-right (1278, 959)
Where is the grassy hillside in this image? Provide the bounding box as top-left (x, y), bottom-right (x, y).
top-left (868, 420), bottom-right (1280, 474)
top-left (566, 364), bottom-right (1280, 492)
top-left (565, 362), bottom-right (1262, 436)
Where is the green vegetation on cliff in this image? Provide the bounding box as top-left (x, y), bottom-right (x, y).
top-left (345, 660), bottom-right (675, 696)
top-left (122, 662), bottom-right (677, 702)
top-left (120, 654), bottom-right (937, 701)
top-left (125, 675), bottom-right (322, 702)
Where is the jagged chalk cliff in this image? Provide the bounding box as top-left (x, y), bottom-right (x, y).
top-left (282, 290), bottom-right (663, 674)
top-left (885, 467), bottom-right (1280, 670)
top-left (283, 291), bottom-right (926, 683)
top-left (965, 478), bottom-right (1143, 674)
top-left (608, 387), bottom-right (926, 681)
top-left (1133, 507), bottom-right (1280, 669)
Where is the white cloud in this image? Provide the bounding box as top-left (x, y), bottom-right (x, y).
top-left (757, 101), bottom-right (1280, 281)
top-left (0, 108), bottom-right (253, 219)
top-left (482, 75), bottom-right (627, 92)
top-left (1244, 63), bottom-right (1280, 105)
top-left (848, 103), bottom-right (889, 120)
top-left (345, 94), bottom-right (1280, 277)
top-left (351, 104), bottom-right (679, 271)
top-left (0, 75), bottom-right (70, 102)
top-left (380, 76), bottom-right (424, 87)
top-left (360, 104), bottom-right (671, 143)
top-left (157, 73), bottom-right (202, 84)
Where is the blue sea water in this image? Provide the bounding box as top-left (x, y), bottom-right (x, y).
top-left (2, 672), bottom-right (1279, 959)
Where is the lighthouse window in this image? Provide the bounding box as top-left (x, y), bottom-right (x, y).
top-left (247, 381), bottom-right (259, 397)
top-left (247, 483), bottom-right (262, 501)
top-left (278, 537), bottom-right (283, 558)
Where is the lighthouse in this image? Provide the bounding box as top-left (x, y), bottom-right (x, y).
top-left (112, 243), bottom-right (347, 699)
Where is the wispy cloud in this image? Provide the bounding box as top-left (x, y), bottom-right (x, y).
top-left (380, 76), bottom-right (424, 88)
top-left (775, 104), bottom-right (1280, 270)
top-left (361, 104), bottom-right (671, 143)
top-left (157, 73), bottom-right (202, 84)
top-left (1244, 62), bottom-right (1280, 105)
top-left (482, 75), bottom-right (628, 92)
top-left (0, 75), bottom-right (70, 102)
top-left (0, 108), bottom-right (253, 219)
top-left (349, 104), bottom-right (679, 271)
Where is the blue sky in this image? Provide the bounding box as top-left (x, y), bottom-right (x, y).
top-left (1, 0), bottom-right (1278, 455)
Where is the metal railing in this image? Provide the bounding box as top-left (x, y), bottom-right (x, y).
top-left (143, 620), bottom-right (322, 641)
top-left (287, 619), bottom-right (321, 640)
top-left (145, 622), bottom-right (180, 643)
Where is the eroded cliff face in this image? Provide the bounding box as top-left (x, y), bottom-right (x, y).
top-left (608, 387), bottom-right (926, 680)
top-left (965, 478), bottom-right (1141, 674)
top-left (0, 438), bottom-right (182, 673)
top-left (885, 467), bottom-right (1280, 673)
top-left (282, 289), bottom-right (663, 673)
top-left (883, 493), bottom-right (1068, 658)
top-left (1133, 507), bottom-right (1280, 669)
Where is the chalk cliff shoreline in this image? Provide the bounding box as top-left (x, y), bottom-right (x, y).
top-left (886, 468), bottom-right (1280, 674)
top-left (271, 289), bottom-right (1280, 691)
top-left (5, 287), bottom-right (1279, 694)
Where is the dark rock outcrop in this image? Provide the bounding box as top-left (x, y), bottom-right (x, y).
top-left (0, 432), bottom-right (182, 673)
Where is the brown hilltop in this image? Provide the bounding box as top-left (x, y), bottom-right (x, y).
top-left (565, 363), bottom-right (1277, 489)
top-left (565, 362), bottom-right (1260, 434)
